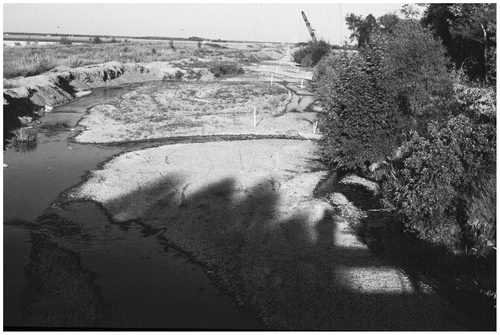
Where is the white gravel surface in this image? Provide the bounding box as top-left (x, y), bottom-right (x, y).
top-left (69, 139), bottom-right (467, 330)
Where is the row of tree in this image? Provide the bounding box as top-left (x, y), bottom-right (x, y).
top-left (345, 3), bottom-right (496, 85)
top-left (313, 6), bottom-right (496, 255)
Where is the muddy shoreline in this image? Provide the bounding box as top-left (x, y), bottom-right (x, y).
top-left (4, 54), bottom-right (325, 329)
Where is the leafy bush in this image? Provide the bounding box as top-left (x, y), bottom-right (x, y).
top-left (381, 91), bottom-right (496, 253)
top-left (421, 3), bottom-right (496, 85)
top-left (314, 50), bottom-right (408, 170)
top-left (59, 36), bottom-right (72, 45)
top-left (376, 20), bottom-right (455, 132)
top-left (314, 20), bottom-right (455, 170)
top-left (65, 55), bottom-right (85, 68)
top-left (292, 40), bottom-right (331, 67)
top-left (210, 61), bottom-right (244, 78)
top-left (174, 70), bottom-right (184, 80)
top-left (90, 36), bottom-right (102, 44)
top-left (464, 173), bottom-right (496, 256)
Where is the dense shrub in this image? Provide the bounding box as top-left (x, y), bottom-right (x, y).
top-left (59, 36), bottom-right (72, 45)
top-left (381, 90), bottom-right (496, 253)
top-left (292, 40), bottom-right (331, 67)
top-left (464, 173), bottom-right (496, 255)
top-left (174, 70), bottom-right (184, 80)
top-left (89, 36), bottom-right (102, 44)
top-left (315, 16), bottom-right (496, 255)
top-left (376, 20), bottom-right (455, 131)
top-left (66, 55), bottom-right (85, 68)
top-left (314, 20), bottom-right (455, 170)
top-left (210, 61), bottom-right (244, 78)
top-left (421, 3), bottom-right (496, 85)
top-left (314, 50), bottom-right (407, 170)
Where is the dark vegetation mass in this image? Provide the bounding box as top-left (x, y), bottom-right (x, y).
top-left (310, 3), bottom-right (496, 323)
top-left (292, 40), bottom-right (334, 67)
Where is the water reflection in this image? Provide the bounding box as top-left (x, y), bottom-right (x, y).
top-left (11, 139), bottom-right (38, 152)
top-left (9, 128), bottom-right (38, 152)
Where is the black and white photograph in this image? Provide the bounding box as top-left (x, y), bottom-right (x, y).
top-left (3, 2), bottom-right (496, 331)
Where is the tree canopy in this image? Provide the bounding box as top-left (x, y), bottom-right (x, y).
top-left (421, 3), bottom-right (496, 84)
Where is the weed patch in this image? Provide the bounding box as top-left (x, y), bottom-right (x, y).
top-left (8, 127), bottom-right (38, 151)
top-left (39, 122), bottom-right (70, 136)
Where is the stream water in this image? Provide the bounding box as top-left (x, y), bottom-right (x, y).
top-left (3, 84), bottom-right (271, 329)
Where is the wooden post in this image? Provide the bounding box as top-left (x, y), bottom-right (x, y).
top-left (300, 79), bottom-right (304, 89)
top-left (271, 74), bottom-right (273, 85)
top-left (254, 107), bottom-right (257, 127)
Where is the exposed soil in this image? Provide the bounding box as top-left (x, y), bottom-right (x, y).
top-left (73, 81), bottom-right (321, 143)
top-left (2, 43), bottom-right (290, 143)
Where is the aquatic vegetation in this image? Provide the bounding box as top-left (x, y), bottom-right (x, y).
top-left (9, 127), bottom-right (38, 151)
top-left (39, 122), bottom-right (70, 136)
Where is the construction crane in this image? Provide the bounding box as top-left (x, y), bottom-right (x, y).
top-left (301, 11), bottom-right (318, 43)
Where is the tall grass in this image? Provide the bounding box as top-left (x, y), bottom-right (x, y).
top-left (9, 127), bottom-right (38, 152)
top-left (3, 42), bottom-right (204, 79)
top-left (3, 55), bottom-right (56, 78)
top-left (209, 61), bottom-right (244, 77)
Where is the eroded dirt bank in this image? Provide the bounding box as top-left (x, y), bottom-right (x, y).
top-left (67, 140), bottom-right (467, 330)
top-left (3, 61), bottom-right (197, 136)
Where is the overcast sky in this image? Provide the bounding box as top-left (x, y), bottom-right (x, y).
top-left (3, 2), bottom-right (411, 44)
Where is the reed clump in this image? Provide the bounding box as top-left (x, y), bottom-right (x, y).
top-left (9, 127), bottom-right (38, 151)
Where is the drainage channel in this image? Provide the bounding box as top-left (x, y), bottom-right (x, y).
top-left (3, 84), bottom-right (266, 329)
top-left (4, 79), bottom-right (317, 329)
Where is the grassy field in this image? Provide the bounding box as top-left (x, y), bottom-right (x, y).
top-left (3, 40), bottom-right (285, 79)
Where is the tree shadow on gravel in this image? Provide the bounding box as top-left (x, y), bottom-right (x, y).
top-left (333, 178), bottom-right (496, 331)
top-left (87, 171), bottom-right (473, 330)
top-left (9, 171), bottom-right (479, 330)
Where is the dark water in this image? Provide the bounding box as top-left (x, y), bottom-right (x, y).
top-left (3, 85), bottom-right (265, 329)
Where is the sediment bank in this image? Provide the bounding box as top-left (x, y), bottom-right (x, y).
top-left (3, 61), bottom-right (202, 137)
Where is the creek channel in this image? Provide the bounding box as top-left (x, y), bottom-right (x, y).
top-left (4, 81), bottom-right (316, 329)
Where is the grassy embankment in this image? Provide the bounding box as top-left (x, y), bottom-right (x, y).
top-left (3, 41), bottom-right (276, 80)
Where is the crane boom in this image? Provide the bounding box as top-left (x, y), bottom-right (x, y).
top-left (301, 11), bottom-right (318, 43)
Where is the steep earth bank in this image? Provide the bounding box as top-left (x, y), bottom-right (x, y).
top-left (3, 60), bottom-right (214, 140)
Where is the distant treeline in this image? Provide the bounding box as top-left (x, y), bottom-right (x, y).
top-left (3, 32), bottom-right (280, 45)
